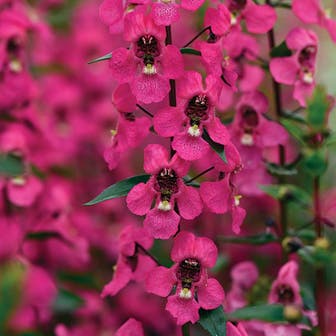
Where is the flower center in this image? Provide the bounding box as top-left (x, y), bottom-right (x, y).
top-left (239, 107), bottom-right (259, 146)
top-left (276, 284), bottom-right (295, 305)
top-left (176, 258), bottom-right (201, 290)
top-left (185, 94), bottom-right (209, 127)
top-left (298, 45), bottom-right (317, 67)
top-left (136, 35), bottom-right (160, 61)
top-left (154, 168), bottom-right (179, 202)
top-left (229, 0), bottom-right (246, 12)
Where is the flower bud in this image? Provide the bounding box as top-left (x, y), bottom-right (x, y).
top-left (284, 304), bottom-right (302, 323)
top-left (282, 237), bottom-right (303, 254)
top-left (314, 237), bottom-right (330, 250)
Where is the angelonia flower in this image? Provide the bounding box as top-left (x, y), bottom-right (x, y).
top-left (146, 231), bottom-right (225, 325)
top-left (109, 12), bottom-right (184, 104)
top-left (270, 27), bottom-right (318, 107)
top-left (126, 144), bottom-right (202, 239)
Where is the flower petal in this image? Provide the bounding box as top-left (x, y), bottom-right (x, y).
top-left (144, 144), bottom-right (169, 174)
top-left (197, 278), bottom-right (225, 309)
top-left (166, 295), bottom-right (200, 325)
top-left (177, 185), bottom-right (203, 220)
top-left (146, 266), bottom-right (175, 297)
top-left (126, 182), bottom-right (155, 215)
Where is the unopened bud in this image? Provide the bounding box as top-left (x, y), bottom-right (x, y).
top-left (284, 304), bottom-right (302, 323)
top-left (282, 237), bottom-right (303, 254)
top-left (314, 237), bottom-right (330, 250)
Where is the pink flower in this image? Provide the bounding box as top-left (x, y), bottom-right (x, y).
top-left (146, 231), bottom-right (225, 325)
top-left (270, 28), bottom-right (318, 107)
top-left (227, 322), bottom-right (249, 336)
top-left (102, 224), bottom-right (155, 297)
top-left (126, 144), bottom-right (202, 239)
top-left (115, 318), bottom-right (144, 336)
top-left (151, 0), bottom-right (205, 26)
top-left (153, 71), bottom-right (231, 161)
top-left (292, 0), bottom-right (336, 43)
top-left (109, 13), bottom-right (184, 104)
top-left (268, 261), bottom-right (302, 306)
top-left (231, 91), bottom-right (288, 149)
top-left (104, 84), bottom-right (151, 170)
top-left (223, 0), bottom-right (277, 34)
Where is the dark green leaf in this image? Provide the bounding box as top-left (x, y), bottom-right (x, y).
top-left (217, 233), bottom-right (278, 245)
top-left (202, 129), bottom-right (227, 163)
top-left (53, 288), bottom-right (84, 313)
top-left (58, 272), bottom-right (99, 290)
top-left (306, 86), bottom-right (330, 131)
top-left (198, 306), bottom-right (226, 336)
top-left (183, 175), bottom-right (200, 188)
top-left (88, 52), bottom-right (112, 64)
top-left (85, 174), bottom-right (151, 205)
top-left (26, 231), bottom-right (64, 241)
top-left (325, 132), bottom-right (336, 146)
top-left (266, 162), bottom-right (298, 176)
top-left (227, 304), bottom-right (284, 322)
top-left (180, 48), bottom-right (202, 56)
top-left (259, 184), bottom-right (311, 206)
top-left (281, 111), bottom-right (307, 124)
top-left (270, 41), bottom-right (292, 58)
top-left (301, 149), bottom-right (327, 177)
top-left (0, 154), bottom-right (24, 177)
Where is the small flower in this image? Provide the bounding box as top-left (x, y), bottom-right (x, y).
top-left (109, 13), bottom-right (184, 104)
top-left (146, 231), bottom-right (225, 325)
top-left (115, 318), bottom-right (144, 336)
top-left (102, 225), bottom-right (155, 297)
top-left (270, 27), bottom-right (318, 107)
top-left (153, 71), bottom-right (231, 161)
top-left (126, 144), bottom-right (202, 239)
top-left (292, 0), bottom-right (336, 43)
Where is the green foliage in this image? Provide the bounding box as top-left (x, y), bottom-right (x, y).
top-left (198, 306), bottom-right (226, 336)
top-left (259, 184), bottom-right (311, 206)
top-left (266, 162), bottom-right (298, 176)
top-left (301, 148), bottom-right (328, 177)
top-left (85, 174), bottom-right (151, 205)
top-left (88, 52), bottom-right (112, 64)
top-left (306, 86), bottom-right (330, 132)
top-left (0, 263), bottom-right (25, 333)
top-left (270, 41), bottom-right (292, 58)
top-left (0, 154), bottom-right (24, 177)
top-left (53, 288), bottom-right (84, 314)
top-left (180, 48), bottom-right (202, 56)
top-left (217, 233), bottom-right (278, 245)
top-left (202, 129), bottom-right (227, 163)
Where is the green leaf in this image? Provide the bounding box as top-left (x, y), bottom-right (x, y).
top-left (25, 231), bottom-right (72, 247)
top-left (0, 154), bottom-right (24, 177)
top-left (198, 306), bottom-right (226, 336)
top-left (266, 162), bottom-right (298, 176)
top-left (85, 174), bottom-right (151, 205)
top-left (202, 129), bottom-right (227, 163)
top-left (259, 184), bottom-right (311, 206)
top-left (325, 132), bottom-right (336, 146)
top-left (180, 48), bottom-right (202, 56)
top-left (306, 86), bottom-right (330, 131)
top-left (280, 118), bottom-right (305, 145)
top-left (0, 263), bottom-right (25, 332)
top-left (270, 41), bottom-right (292, 58)
top-left (301, 149), bottom-right (327, 177)
top-left (217, 233), bottom-right (278, 245)
top-left (228, 304), bottom-right (284, 322)
top-left (53, 288), bottom-right (84, 313)
top-left (88, 52), bottom-right (112, 64)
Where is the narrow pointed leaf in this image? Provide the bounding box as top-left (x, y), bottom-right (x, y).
top-left (85, 174), bottom-right (151, 205)
top-left (180, 48), bottom-right (202, 56)
top-left (202, 129), bottom-right (227, 163)
top-left (198, 306), bottom-right (226, 336)
top-left (270, 41), bottom-right (292, 58)
top-left (88, 52), bottom-right (112, 64)
top-left (228, 304), bottom-right (285, 322)
top-left (266, 162), bottom-right (298, 176)
top-left (217, 233), bottom-right (278, 245)
top-left (53, 288), bottom-right (84, 313)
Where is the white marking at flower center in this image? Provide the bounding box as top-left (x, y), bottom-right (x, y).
top-left (179, 288), bottom-right (192, 299)
top-left (188, 125), bottom-right (201, 137)
top-left (230, 13), bottom-right (238, 25)
top-left (240, 133), bottom-right (254, 146)
top-left (302, 71), bottom-right (314, 84)
top-left (158, 200), bottom-right (171, 211)
top-left (11, 176), bottom-right (26, 186)
top-left (143, 64), bottom-right (157, 75)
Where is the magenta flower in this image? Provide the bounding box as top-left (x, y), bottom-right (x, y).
top-left (104, 84), bottom-right (151, 170)
top-left (216, 0), bottom-right (277, 34)
top-left (102, 224), bottom-right (155, 297)
top-left (292, 0), bottom-right (336, 43)
top-left (153, 71), bottom-right (231, 161)
top-left (115, 318), bottom-right (144, 336)
top-left (270, 28), bottom-right (318, 107)
top-left (227, 322), bottom-right (249, 336)
top-left (146, 231), bottom-right (224, 325)
top-left (126, 144), bottom-right (202, 239)
top-left (152, 0), bottom-right (205, 26)
top-left (109, 13), bottom-right (184, 104)
top-left (231, 91), bottom-right (288, 149)
top-left (269, 261), bottom-right (302, 306)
